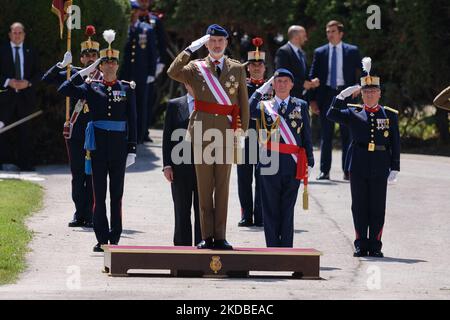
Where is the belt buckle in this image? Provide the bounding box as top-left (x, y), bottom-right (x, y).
top-left (368, 143), bottom-right (375, 152)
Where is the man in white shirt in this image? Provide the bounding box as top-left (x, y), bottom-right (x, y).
top-left (309, 20), bottom-right (362, 181)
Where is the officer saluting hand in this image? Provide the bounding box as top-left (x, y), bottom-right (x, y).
top-left (58, 30), bottom-right (137, 252)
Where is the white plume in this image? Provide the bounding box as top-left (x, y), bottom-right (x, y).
top-left (103, 29), bottom-right (116, 46)
top-left (362, 57), bottom-right (372, 75)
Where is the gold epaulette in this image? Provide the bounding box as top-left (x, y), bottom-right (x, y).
top-left (228, 58), bottom-right (243, 65)
top-left (383, 106), bottom-right (399, 114)
top-left (121, 80), bottom-right (136, 89)
top-left (347, 103), bottom-right (399, 114)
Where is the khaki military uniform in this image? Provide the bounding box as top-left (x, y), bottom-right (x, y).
top-left (168, 50), bottom-right (249, 240)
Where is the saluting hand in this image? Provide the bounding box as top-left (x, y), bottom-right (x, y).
top-left (57, 51), bottom-right (73, 69)
top-left (187, 35), bottom-right (210, 53)
top-left (256, 76), bottom-right (274, 95)
top-left (79, 58), bottom-right (102, 78)
top-left (337, 85), bottom-right (361, 100)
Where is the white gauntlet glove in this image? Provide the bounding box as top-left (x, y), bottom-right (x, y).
top-left (308, 166), bottom-right (313, 178)
top-left (256, 76), bottom-right (275, 95)
top-left (155, 63), bottom-right (165, 78)
top-left (78, 58), bottom-right (101, 78)
top-left (337, 85), bottom-right (361, 100)
top-left (187, 35), bottom-right (210, 53)
top-left (126, 153), bottom-right (136, 168)
top-left (57, 51), bottom-right (72, 69)
top-left (0, 121), bottom-right (4, 130)
top-left (388, 170), bottom-right (398, 184)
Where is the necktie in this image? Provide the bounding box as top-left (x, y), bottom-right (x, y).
top-left (280, 101), bottom-right (287, 115)
top-left (14, 46), bottom-right (22, 80)
top-left (298, 49), bottom-right (306, 72)
top-left (330, 46), bottom-right (337, 89)
top-left (213, 60), bottom-right (221, 78)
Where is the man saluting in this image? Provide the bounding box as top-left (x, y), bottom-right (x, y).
top-left (167, 24), bottom-right (249, 250)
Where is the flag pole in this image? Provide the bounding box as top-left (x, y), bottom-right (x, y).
top-left (63, 0), bottom-right (73, 138)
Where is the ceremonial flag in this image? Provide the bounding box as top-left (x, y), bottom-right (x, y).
top-left (51, 0), bottom-right (71, 39)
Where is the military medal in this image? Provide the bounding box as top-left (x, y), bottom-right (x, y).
top-left (225, 81), bottom-right (231, 88)
top-left (384, 131), bottom-right (389, 137)
top-left (297, 127), bottom-right (301, 134)
top-left (291, 120), bottom-right (297, 128)
top-left (229, 88), bottom-right (236, 95)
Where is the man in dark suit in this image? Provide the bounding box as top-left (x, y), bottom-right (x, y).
top-left (0, 22), bottom-right (40, 171)
top-left (275, 25), bottom-right (319, 100)
top-left (162, 83), bottom-right (201, 246)
top-left (309, 20), bottom-right (362, 181)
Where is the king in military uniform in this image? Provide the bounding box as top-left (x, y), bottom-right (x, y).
top-left (167, 24), bottom-right (249, 250)
top-left (249, 69), bottom-right (314, 248)
top-left (237, 37), bottom-right (270, 228)
top-left (58, 30), bottom-right (137, 252)
top-left (327, 57), bottom-right (401, 258)
top-left (42, 25), bottom-right (103, 229)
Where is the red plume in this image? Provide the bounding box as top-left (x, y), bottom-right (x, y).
top-left (252, 37), bottom-right (264, 48)
top-left (85, 25), bottom-right (96, 37)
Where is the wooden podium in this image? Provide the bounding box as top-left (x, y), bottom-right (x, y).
top-left (102, 246), bottom-right (321, 279)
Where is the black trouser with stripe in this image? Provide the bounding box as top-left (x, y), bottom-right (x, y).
top-left (350, 173), bottom-right (388, 252)
top-left (91, 130), bottom-right (127, 245)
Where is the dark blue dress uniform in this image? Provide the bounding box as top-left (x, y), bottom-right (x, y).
top-left (120, 20), bottom-right (156, 143)
top-left (249, 91), bottom-right (314, 247)
top-left (237, 79), bottom-right (263, 226)
top-left (140, 11), bottom-right (168, 132)
top-left (327, 97), bottom-right (400, 254)
top-left (58, 74), bottom-right (137, 245)
top-left (42, 65), bottom-right (94, 225)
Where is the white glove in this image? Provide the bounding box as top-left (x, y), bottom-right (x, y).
top-left (388, 170), bottom-right (399, 183)
top-left (78, 58), bottom-right (101, 78)
top-left (187, 35), bottom-right (210, 53)
top-left (256, 76), bottom-right (275, 95)
top-left (337, 85), bottom-right (361, 100)
top-left (155, 63), bottom-right (165, 78)
top-left (126, 153), bottom-right (136, 168)
top-left (147, 75), bottom-right (155, 84)
top-left (0, 121), bottom-right (4, 129)
top-left (57, 51), bottom-right (72, 69)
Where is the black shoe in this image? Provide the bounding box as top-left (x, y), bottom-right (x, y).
top-left (369, 250), bottom-right (384, 258)
top-left (316, 172), bottom-right (330, 180)
top-left (238, 218), bottom-right (254, 227)
top-left (197, 237), bottom-right (214, 249)
top-left (254, 222), bottom-right (263, 227)
top-left (343, 173), bottom-right (350, 181)
top-left (214, 239), bottom-right (233, 250)
top-left (353, 248), bottom-right (368, 257)
top-left (68, 219), bottom-right (85, 227)
top-left (93, 243), bottom-right (104, 252)
top-left (84, 221), bottom-right (94, 228)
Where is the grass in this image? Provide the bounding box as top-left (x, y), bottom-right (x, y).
top-left (0, 179), bottom-right (43, 285)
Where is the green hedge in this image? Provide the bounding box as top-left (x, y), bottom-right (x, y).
top-left (0, 0), bottom-right (130, 164)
